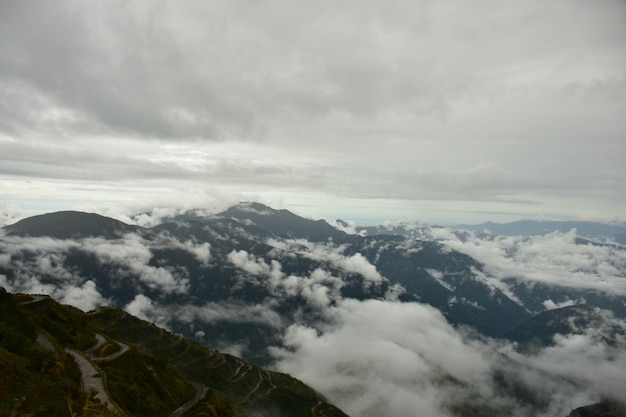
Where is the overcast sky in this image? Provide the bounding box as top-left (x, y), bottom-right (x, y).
top-left (1, 0), bottom-right (625, 225)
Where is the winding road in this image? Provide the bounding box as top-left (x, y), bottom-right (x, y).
top-left (35, 326), bottom-right (208, 416)
top-left (23, 296), bottom-right (210, 416)
top-left (65, 348), bottom-right (118, 413)
top-left (168, 382), bottom-right (209, 417)
top-left (86, 334), bottom-right (130, 362)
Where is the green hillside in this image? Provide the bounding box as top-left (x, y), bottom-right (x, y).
top-left (91, 306), bottom-right (349, 417)
top-left (0, 289), bottom-right (111, 416)
top-left (0, 288), bottom-right (349, 417)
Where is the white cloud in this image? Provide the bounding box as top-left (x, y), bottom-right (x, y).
top-left (82, 234), bottom-right (190, 294)
top-left (180, 240), bottom-right (211, 264)
top-left (138, 266), bottom-right (188, 295)
top-left (542, 298), bottom-right (579, 310)
top-left (271, 239), bottom-right (384, 283)
top-left (271, 298), bottom-right (626, 417)
top-left (272, 299), bottom-right (494, 417)
top-left (124, 294), bottom-right (156, 322)
top-left (0, 232), bottom-right (195, 296)
top-left (337, 253), bottom-right (384, 283)
top-left (57, 280), bottom-right (106, 311)
top-left (432, 229), bottom-right (626, 299)
top-left (227, 247), bottom-right (345, 309)
top-left (227, 249), bottom-right (271, 276)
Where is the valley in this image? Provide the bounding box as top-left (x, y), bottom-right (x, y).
top-left (1, 202), bottom-right (625, 416)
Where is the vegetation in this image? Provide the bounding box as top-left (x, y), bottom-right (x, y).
top-left (0, 289), bottom-right (108, 417)
top-left (92, 340), bottom-right (122, 357)
top-left (92, 306), bottom-right (350, 417)
top-left (0, 290), bottom-right (350, 417)
top-left (179, 390), bottom-right (246, 417)
top-left (99, 348), bottom-right (194, 417)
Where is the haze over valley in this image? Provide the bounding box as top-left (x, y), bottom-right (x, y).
top-left (2, 203), bottom-right (625, 416)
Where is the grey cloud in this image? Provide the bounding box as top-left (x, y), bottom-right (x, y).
top-left (1, 0), bottom-right (625, 222)
top-left (123, 294), bottom-right (284, 331)
top-left (2, 0), bottom-right (623, 141)
top-left (173, 302), bottom-right (284, 329)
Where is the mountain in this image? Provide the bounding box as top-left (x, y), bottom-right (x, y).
top-left (3, 203), bottom-right (625, 361)
top-left (504, 304), bottom-right (622, 351)
top-left (2, 205), bottom-right (533, 340)
top-left (4, 211), bottom-right (139, 239)
top-left (356, 221), bottom-right (434, 240)
top-left (2, 203), bottom-right (625, 417)
top-left (456, 219), bottom-right (626, 243)
top-left (215, 202), bottom-right (348, 242)
top-left (0, 288), bottom-right (349, 417)
top-left (567, 401), bottom-right (626, 417)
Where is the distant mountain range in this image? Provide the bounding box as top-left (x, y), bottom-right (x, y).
top-left (2, 202), bottom-right (625, 416)
top-left (456, 219), bottom-right (626, 244)
top-left (3, 203), bottom-right (626, 349)
top-left (2, 203), bottom-right (533, 346)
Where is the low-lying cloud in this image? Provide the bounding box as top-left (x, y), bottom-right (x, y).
top-left (271, 298), bottom-right (626, 417)
top-left (2, 221), bottom-right (625, 416)
top-left (268, 239), bottom-right (384, 283)
top-left (429, 228), bottom-right (626, 299)
top-left (0, 232), bottom-right (212, 309)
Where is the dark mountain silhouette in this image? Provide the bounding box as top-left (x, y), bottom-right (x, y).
top-left (4, 210), bottom-right (139, 239)
top-left (567, 401), bottom-right (626, 417)
top-left (215, 201), bottom-right (348, 242)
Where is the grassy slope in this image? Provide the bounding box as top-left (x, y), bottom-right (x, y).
top-left (99, 348), bottom-right (195, 417)
top-left (0, 289), bottom-right (110, 417)
top-left (1, 292), bottom-right (350, 417)
top-left (92, 307), bottom-right (350, 417)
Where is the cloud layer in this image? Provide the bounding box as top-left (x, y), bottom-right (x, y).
top-left (428, 228), bottom-right (626, 299)
top-left (1, 0), bottom-right (625, 223)
top-left (0, 232), bottom-right (212, 308)
top-left (272, 298), bottom-right (626, 417)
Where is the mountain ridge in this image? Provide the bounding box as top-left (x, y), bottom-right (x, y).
top-left (455, 219), bottom-right (626, 243)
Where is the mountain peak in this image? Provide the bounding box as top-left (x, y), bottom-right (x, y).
top-left (225, 201), bottom-right (280, 216)
top-left (218, 202), bottom-right (347, 242)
